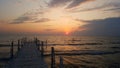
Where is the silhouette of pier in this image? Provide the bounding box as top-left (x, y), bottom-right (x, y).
top-left (4, 37), bottom-right (64, 68)
top-left (5, 38), bottom-right (48, 68)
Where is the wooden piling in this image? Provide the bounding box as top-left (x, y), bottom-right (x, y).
top-left (51, 47), bottom-right (55, 68)
top-left (37, 40), bottom-right (40, 50)
top-left (59, 56), bottom-right (64, 68)
top-left (10, 41), bottom-right (14, 58)
top-left (45, 40), bottom-right (47, 49)
top-left (18, 40), bottom-right (20, 51)
top-left (21, 39), bottom-right (23, 47)
top-left (41, 41), bottom-right (44, 57)
top-left (35, 38), bottom-right (38, 50)
top-left (35, 37), bottom-right (37, 45)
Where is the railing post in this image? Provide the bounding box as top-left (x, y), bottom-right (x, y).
top-left (10, 41), bottom-right (14, 58)
top-left (18, 40), bottom-right (20, 51)
top-left (59, 56), bottom-right (64, 68)
top-left (51, 47), bottom-right (55, 68)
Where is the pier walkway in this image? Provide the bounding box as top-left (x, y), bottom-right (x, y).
top-left (5, 41), bottom-right (48, 68)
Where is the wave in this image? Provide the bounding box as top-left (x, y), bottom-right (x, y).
top-left (109, 42), bottom-right (120, 44)
top-left (47, 43), bottom-right (103, 46)
top-left (45, 50), bottom-right (120, 56)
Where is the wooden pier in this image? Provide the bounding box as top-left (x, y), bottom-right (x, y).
top-left (5, 39), bottom-right (48, 68)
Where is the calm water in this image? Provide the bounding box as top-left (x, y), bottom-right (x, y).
top-left (0, 35), bottom-right (120, 68)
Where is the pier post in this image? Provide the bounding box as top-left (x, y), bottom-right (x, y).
top-left (51, 47), bottom-right (55, 68)
top-left (18, 40), bottom-right (20, 51)
top-left (35, 38), bottom-right (38, 50)
top-left (35, 37), bottom-right (37, 45)
top-left (21, 39), bottom-right (23, 47)
top-left (37, 40), bottom-right (40, 50)
top-left (59, 56), bottom-right (64, 68)
top-left (10, 41), bottom-right (14, 58)
top-left (45, 40), bottom-right (47, 49)
top-left (41, 41), bottom-right (44, 57)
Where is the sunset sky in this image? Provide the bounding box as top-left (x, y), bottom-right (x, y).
top-left (0, 0), bottom-right (120, 36)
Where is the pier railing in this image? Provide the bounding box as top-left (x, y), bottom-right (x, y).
top-left (8, 37), bottom-right (64, 68)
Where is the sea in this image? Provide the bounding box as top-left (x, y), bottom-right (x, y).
top-left (0, 35), bottom-right (120, 68)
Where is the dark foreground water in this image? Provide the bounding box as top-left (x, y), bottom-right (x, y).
top-left (0, 36), bottom-right (120, 68)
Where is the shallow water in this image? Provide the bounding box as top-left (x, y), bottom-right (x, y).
top-left (0, 36), bottom-right (120, 68)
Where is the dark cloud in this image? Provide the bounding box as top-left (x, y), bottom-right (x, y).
top-left (12, 15), bottom-right (50, 24)
top-left (34, 18), bottom-right (50, 23)
top-left (69, 1), bottom-right (120, 12)
top-left (73, 5), bottom-right (108, 12)
top-left (11, 9), bottom-right (46, 24)
top-left (48, 0), bottom-right (70, 7)
top-left (48, 0), bottom-right (94, 9)
top-left (11, 11), bottom-right (37, 24)
top-left (74, 17), bottom-right (120, 36)
top-left (11, 16), bottom-right (31, 24)
top-left (66, 0), bottom-right (94, 9)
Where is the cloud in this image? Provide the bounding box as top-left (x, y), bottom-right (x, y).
top-left (0, 20), bottom-right (9, 23)
top-left (66, 0), bottom-right (94, 9)
top-left (11, 8), bottom-right (48, 24)
top-left (70, 0), bottom-right (120, 12)
top-left (34, 18), bottom-right (50, 23)
top-left (27, 0), bottom-right (38, 2)
top-left (48, 0), bottom-right (94, 9)
top-left (104, 7), bottom-right (120, 12)
top-left (11, 16), bottom-right (31, 24)
top-left (74, 17), bottom-right (120, 36)
top-left (48, 0), bottom-right (71, 7)
top-left (75, 19), bottom-right (88, 22)
top-left (44, 29), bottom-right (56, 31)
top-left (12, 16), bottom-right (50, 24)
top-left (72, 5), bottom-right (108, 12)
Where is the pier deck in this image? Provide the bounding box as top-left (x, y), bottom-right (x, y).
top-left (5, 42), bottom-right (48, 68)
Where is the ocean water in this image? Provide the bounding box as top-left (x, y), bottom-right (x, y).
top-left (0, 36), bottom-right (120, 68)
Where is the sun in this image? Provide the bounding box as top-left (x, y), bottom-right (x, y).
top-left (65, 31), bottom-right (69, 35)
